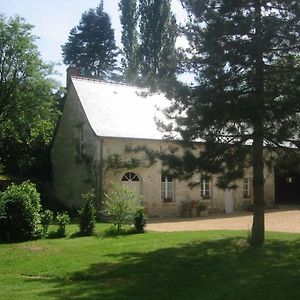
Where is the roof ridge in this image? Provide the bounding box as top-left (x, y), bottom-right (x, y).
top-left (71, 75), bottom-right (143, 89)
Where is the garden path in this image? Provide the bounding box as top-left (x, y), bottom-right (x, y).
top-left (147, 206), bottom-right (300, 233)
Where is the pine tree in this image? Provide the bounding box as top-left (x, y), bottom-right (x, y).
top-left (139, 0), bottom-right (178, 86)
top-left (62, 1), bottom-right (118, 79)
top-left (119, 0), bottom-right (139, 83)
top-left (165, 0), bottom-right (300, 246)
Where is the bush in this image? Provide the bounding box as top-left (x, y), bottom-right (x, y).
top-left (79, 190), bottom-right (96, 236)
top-left (102, 182), bottom-right (143, 233)
top-left (0, 181), bottom-right (41, 241)
top-left (40, 209), bottom-right (54, 236)
top-left (134, 208), bottom-right (147, 233)
top-left (56, 212), bottom-right (70, 237)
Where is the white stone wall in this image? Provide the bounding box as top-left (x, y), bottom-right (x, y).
top-left (101, 137), bottom-right (275, 217)
top-left (52, 85), bottom-right (275, 215)
top-left (51, 83), bottom-right (100, 208)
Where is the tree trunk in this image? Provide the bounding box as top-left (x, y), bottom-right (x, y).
top-left (250, 0), bottom-right (265, 246)
top-left (251, 129), bottom-right (265, 246)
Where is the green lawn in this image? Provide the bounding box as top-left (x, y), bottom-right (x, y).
top-left (0, 224), bottom-right (300, 300)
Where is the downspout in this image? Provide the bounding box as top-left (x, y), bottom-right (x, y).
top-left (97, 137), bottom-right (104, 213)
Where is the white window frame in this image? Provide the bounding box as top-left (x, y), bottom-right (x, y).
top-left (161, 176), bottom-right (174, 202)
top-left (243, 178), bottom-right (250, 198)
top-left (200, 178), bottom-right (211, 199)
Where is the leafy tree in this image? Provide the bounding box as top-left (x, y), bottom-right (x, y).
top-left (163, 0), bottom-right (300, 246)
top-left (139, 0), bottom-right (178, 86)
top-left (102, 182), bottom-right (143, 233)
top-left (0, 181), bottom-right (41, 241)
top-left (62, 1), bottom-right (118, 79)
top-left (40, 209), bottom-right (54, 236)
top-left (119, 0), bottom-right (139, 83)
top-left (134, 207), bottom-right (147, 233)
top-left (0, 15), bottom-right (59, 175)
top-left (56, 212), bottom-right (70, 237)
top-left (79, 190), bottom-right (96, 236)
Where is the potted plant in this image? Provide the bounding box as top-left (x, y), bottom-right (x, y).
top-left (190, 200), bottom-right (198, 217)
top-left (181, 200), bottom-right (191, 217)
top-left (197, 203), bottom-right (208, 217)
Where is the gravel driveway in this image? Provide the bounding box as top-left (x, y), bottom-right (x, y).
top-left (147, 206), bottom-right (300, 233)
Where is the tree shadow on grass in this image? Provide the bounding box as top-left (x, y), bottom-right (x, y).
top-left (33, 237), bottom-right (300, 300)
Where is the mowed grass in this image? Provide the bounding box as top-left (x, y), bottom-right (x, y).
top-left (0, 223), bottom-right (300, 300)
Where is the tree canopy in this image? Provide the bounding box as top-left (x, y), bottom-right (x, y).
top-left (163, 0), bottom-right (300, 245)
top-left (62, 1), bottom-right (118, 80)
top-left (119, 0), bottom-right (178, 86)
top-left (119, 0), bottom-right (139, 83)
top-left (139, 0), bottom-right (178, 83)
top-left (0, 14), bottom-right (60, 175)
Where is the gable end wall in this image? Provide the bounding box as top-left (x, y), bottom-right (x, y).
top-left (51, 84), bottom-right (100, 208)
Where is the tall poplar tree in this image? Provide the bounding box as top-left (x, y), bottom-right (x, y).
top-left (119, 0), bottom-right (139, 83)
top-left (165, 0), bottom-right (300, 245)
top-left (62, 1), bottom-right (118, 79)
top-left (139, 0), bottom-right (178, 85)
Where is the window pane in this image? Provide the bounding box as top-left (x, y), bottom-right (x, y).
top-left (122, 172), bottom-right (139, 182)
top-left (243, 178), bottom-right (249, 197)
top-left (161, 176), bottom-right (174, 201)
top-left (201, 179), bottom-right (210, 198)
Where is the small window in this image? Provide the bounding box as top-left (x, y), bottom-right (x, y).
top-left (161, 175), bottom-right (174, 202)
top-left (200, 178), bottom-right (211, 199)
top-left (122, 172), bottom-right (139, 182)
top-left (243, 178), bottom-right (250, 197)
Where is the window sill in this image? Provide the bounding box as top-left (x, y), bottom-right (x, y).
top-left (162, 199), bottom-right (174, 203)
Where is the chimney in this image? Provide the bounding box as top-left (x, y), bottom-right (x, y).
top-left (66, 65), bottom-right (79, 89)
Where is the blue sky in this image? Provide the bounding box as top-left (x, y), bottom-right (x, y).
top-left (1, 0), bottom-right (187, 85)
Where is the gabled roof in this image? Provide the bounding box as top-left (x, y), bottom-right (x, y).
top-left (71, 76), bottom-right (171, 140)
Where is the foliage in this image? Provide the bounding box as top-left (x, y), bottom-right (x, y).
top-left (62, 1), bottom-right (118, 80)
top-left (105, 153), bottom-right (141, 171)
top-left (134, 207), bottom-right (147, 233)
top-left (56, 212), bottom-right (70, 237)
top-left (119, 0), bottom-right (139, 82)
top-left (139, 0), bottom-right (178, 87)
top-left (0, 15), bottom-right (60, 175)
top-left (118, 0), bottom-right (178, 86)
top-left (79, 190), bottom-right (96, 236)
top-left (163, 0), bottom-right (300, 246)
top-left (40, 209), bottom-right (54, 236)
top-left (0, 181), bottom-right (41, 241)
top-left (102, 182), bottom-right (143, 232)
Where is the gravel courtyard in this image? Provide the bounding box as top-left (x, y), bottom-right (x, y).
top-left (147, 206), bottom-right (300, 233)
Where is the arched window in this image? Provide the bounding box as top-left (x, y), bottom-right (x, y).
top-left (122, 172), bottom-right (139, 182)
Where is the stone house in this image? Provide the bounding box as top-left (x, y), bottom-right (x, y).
top-left (51, 69), bottom-right (275, 217)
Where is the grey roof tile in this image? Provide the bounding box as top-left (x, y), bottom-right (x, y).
top-left (72, 77), bottom-right (171, 139)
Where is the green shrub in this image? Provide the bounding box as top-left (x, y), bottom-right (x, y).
top-left (79, 190), bottom-right (96, 236)
top-left (102, 182), bottom-right (143, 233)
top-left (40, 209), bottom-right (54, 236)
top-left (134, 207), bottom-right (147, 233)
top-left (56, 212), bottom-right (70, 237)
top-left (0, 181), bottom-right (41, 241)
